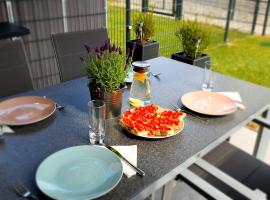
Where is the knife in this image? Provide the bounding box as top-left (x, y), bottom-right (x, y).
top-left (105, 145), bottom-right (146, 177)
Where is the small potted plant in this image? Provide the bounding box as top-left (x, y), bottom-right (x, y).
top-left (126, 11), bottom-right (159, 61)
top-left (171, 19), bottom-right (210, 68)
top-left (81, 39), bottom-right (133, 119)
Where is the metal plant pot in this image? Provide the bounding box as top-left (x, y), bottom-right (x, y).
top-left (88, 79), bottom-right (124, 119)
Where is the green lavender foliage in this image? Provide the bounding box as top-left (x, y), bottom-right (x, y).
top-left (176, 20), bottom-right (210, 59)
top-left (84, 51), bottom-right (129, 92)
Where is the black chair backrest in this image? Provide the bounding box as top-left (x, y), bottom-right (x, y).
top-left (51, 28), bottom-right (108, 82)
top-left (0, 39), bottom-right (33, 98)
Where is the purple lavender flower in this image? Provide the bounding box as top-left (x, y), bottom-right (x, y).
top-left (84, 44), bottom-right (90, 53)
top-left (96, 52), bottom-right (101, 59)
top-left (109, 44), bottom-right (112, 53)
top-left (79, 56), bottom-right (84, 62)
top-left (95, 46), bottom-right (100, 53)
top-left (112, 44), bottom-right (116, 51)
top-left (104, 39), bottom-right (110, 50)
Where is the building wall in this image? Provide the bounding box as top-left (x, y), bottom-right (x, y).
top-left (8, 0), bottom-right (106, 88)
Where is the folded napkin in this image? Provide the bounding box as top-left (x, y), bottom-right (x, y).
top-left (112, 145), bottom-right (137, 178)
top-left (0, 125), bottom-right (14, 136)
top-left (217, 92), bottom-right (246, 110)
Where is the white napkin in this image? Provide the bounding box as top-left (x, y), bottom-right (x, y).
top-left (0, 125), bottom-right (14, 136)
top-left (112, 145), bottom-right (137, 178)
top-left (217, 92), bottom-right (246, 110)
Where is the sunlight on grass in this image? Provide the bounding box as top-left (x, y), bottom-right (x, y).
top-left (207, 36), bottom-right (270, 88)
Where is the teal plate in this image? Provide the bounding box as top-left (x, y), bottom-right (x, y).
top-left (36, 145), bottom-right (123, 200)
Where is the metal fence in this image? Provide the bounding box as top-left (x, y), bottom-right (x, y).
top-left (108, 0), bottom-right (270, 58)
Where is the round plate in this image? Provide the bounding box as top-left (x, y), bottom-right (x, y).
top-left (181, 91), bottom-right (237, 116)
top-left (36, 145), bottom-right (123, 200)
top-left (124, 122), bottom-right (185, 139)
top-left (0, 96), bottom-right (56, 126)
top-left (121, 107), bottom-right (185, 139)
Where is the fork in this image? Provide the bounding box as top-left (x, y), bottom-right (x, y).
top-left (12, 180), bottom-right (39, 200)
top-left (150, 72), bottom-right (161, 78)
top-left (43, 96), bottom-right (65, 111)
top-left (169, 103), bottom-right (208, 121)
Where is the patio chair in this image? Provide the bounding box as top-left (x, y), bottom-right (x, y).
top-left (0, 39), bottom-right (33, 98)
top-left (51, 28), bottom-right (108, 82)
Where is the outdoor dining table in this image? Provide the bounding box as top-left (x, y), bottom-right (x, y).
top-left (1, 57), bottom-right (270, 200)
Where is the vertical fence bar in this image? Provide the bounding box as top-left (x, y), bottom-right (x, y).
top-left (251, 0), bottom-right (260, 34)
top-left (230, 0), bottom-right (236, 20)
top-left (262, 0), bottom-right (270, 35)
top-left (61, 0), bottom-right (68, 32)
top-left (224, 0), bottom-right (234, 42)
top-left (175, 0), bottom-right (183, 20)
top-left (172, 0), bottom-right (176, 16)
top-left (126, 0), bottom-right (131, 42)
top-left (142, 0), bottom-right (148, 12)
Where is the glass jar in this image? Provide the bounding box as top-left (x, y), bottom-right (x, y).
top-left (129, 61), bottom-right (151, 107)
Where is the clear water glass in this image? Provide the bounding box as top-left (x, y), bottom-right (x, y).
top-left (88, 100), bottom-right (106, 144)
top-left (202, 61), bottom-right (215, 91)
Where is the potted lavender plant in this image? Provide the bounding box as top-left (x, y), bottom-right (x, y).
top-left (81, 39), bottom-right (133, 118)
top-left (171, 19), bottom-right (210, 68)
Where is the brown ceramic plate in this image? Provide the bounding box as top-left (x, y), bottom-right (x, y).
top-left (181, 91), bottom-right (237, 116)
top-left (0, 96), bottom-right (56, 126)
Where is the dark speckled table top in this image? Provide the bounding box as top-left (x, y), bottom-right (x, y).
top-left (1, 57), bottom-right (270, 200)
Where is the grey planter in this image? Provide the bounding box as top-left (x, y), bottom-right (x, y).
top-left (171, 52), bottom-right (210, 68)
top-left (126, 40), bottom-right (159, 61)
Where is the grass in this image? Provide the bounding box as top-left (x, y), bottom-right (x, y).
top-left (207, 36), bottom-right (270, 88)
top-left (108, 5), bottom-right (270, 88)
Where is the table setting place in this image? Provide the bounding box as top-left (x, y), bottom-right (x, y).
top-left (0, 56), bottom-right (249, 200)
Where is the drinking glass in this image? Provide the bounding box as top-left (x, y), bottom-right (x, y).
top-left (88, 100), bottom-right (106, 144)
top-left (202, 61), bottom-right (215, 91)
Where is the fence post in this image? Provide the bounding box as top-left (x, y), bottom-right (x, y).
top-left (224, 0), bottom-right (234, 42)
top-left (251, 0), bottom-right (260, 34)
top-left (230, 0), bottom-right (236, 20)
top-left (262, 0), bottom-right (270, 35)
top-left (175, 0), bottom-right (183, 20)
top-left (126, 0), bottom-right (131, 42)
top-left (142, 0), bottom-right (149, 12)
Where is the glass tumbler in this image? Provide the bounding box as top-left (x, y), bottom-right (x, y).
top-left (202, 61), bottom-right (215, 92)
top-left (88, 100), bottom-right (106, 144)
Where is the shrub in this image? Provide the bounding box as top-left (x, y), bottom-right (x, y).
top-left (176, 19), bottom-right (210, 59)
top-left (133, 12), bottom-right (155, 43)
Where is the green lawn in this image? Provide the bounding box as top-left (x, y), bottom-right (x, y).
top-left (108, 5), bottom-right (270, 88)
top-left (207, 36), bottom-right (270, 88)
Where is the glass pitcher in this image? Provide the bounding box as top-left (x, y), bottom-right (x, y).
top-left (129, 61), bottom-right (151, 107)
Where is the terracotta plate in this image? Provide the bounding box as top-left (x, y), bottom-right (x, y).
top-left (120, 106), bottom-right (185, 139)
top-left (0, 96), bottom-right (56, 126)
top-left (181, 91), bottom-right (237, 116)
top-left (123, 122), bottom-right (185, 139)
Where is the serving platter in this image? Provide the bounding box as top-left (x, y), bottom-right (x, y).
top-left (120, 105), bottom-right (186, 139)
